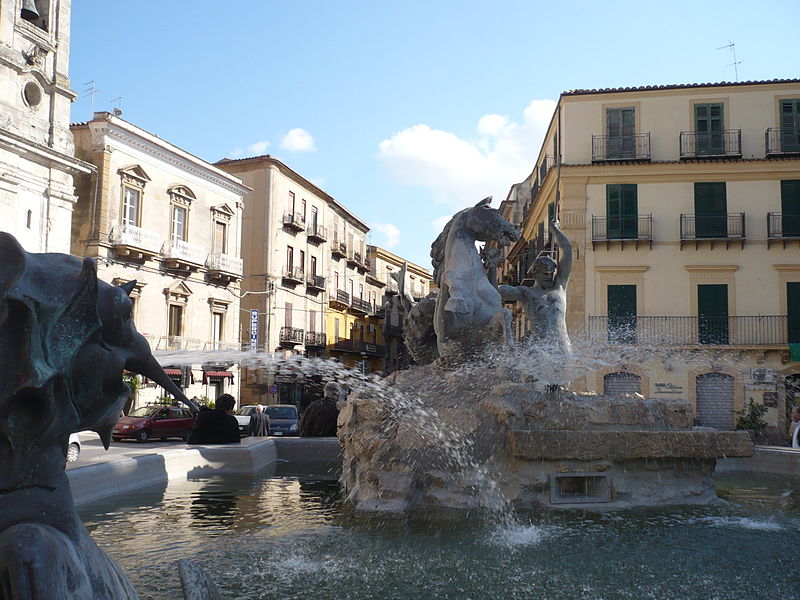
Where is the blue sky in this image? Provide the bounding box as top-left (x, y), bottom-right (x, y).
top-left (69, 0), bottom-right (798, 268)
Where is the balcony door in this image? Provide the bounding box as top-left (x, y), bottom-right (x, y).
top-left (607, 285), bottom-right (636, 344)
top-left (782, 180), bottom-right (800, 237)
top-left (698, 284), bottom-right (728, 344)
top-left (694, 182), bottom-right (727, 238)
top-left (606, 107), bottom-right (635, 159)
top-left (606, 184), bottom-right (638, 239)
top-left (780, 99), bottom-right (800, 153)
top-left (213, 221), bottom-right (227, 254)
top-left (695, 103), bottom-right (724, 155)
top-left (789, 282), bottom-right (800, 344)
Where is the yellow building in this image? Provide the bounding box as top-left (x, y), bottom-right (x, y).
top-left (499, 79), bottom-right (800, 442)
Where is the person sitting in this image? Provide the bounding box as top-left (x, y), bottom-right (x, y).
top-left (188, 394), bottom-right (240, 444)
top-left (299, 382), bottom-right (341, 437)
top-left (248, 405), bottom-right (270, 437)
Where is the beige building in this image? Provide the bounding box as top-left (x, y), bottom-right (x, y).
top-left (71, 112), bottom-right (250, 408)
top-left (367, 245), bottom-right (433, 373)
top-left (217, 155), bottom-right (386, 408)
top-left (0, 0), bottom-right (92, 253)
top-left (498, 79), bottom-right (800, 442)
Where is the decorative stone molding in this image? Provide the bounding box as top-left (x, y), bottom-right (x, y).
top-left (168, 185), bottom-right (196, 207)
top-left (164, 281), bottom-right (192, 303)
top-left (118, 165), bottom-right (150, 189)
top-left (111, 277), bottom-right (146, 298)
top-left (208, 298), bottom-right (230, 312)
top-left (211, 203), bottom-right (235, 221)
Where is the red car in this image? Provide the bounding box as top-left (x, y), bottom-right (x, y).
top-left (112, 405), bottom-right (195, 442)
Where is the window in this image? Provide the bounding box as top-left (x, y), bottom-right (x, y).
top-left (348, 279), bottom-right (354, 299)
top-left (311, 256), bottom-right (317, 278)
top-left (334, 318), bottom-right (340, 339)
top-left (698, 284), bottom-right (728, 345)
top-left (607, 285), bottom-right (636, 344)
top-left (213, 221), bottom-right (227, 254)
top-left (301, 199), bottom-right (306, 222)
top-left (299, 250), bottom-right (305, 275)
top-left (694, 182), bottom-right (727, 238)
top-left (359, 283), bottom-right (364, 300)
top-left (606, 184), bottom-right (638, 239)
top-left (334, 271), bottom-right (340, 290)
top-left (285, 302), bottom-right (292, 328)
top-left (695, 103), bottom-right (724, 155)
top-left (309, 310), bottom-right (316, 332)
top-left (287, 246), bottom-right (294, 270)
top-left (168, 304), bottom-right (183, 337)
top-left (212, 312), bottom-right (224, 348)
top-left (171, 204), bottom-right (187, 241)
top-left (288, 191), bottom-right (295, 213)
top-left (781, 180), bottom-right (800, 237)
top-left (122, 187), bottom-right (140, 226)
top-left (20, 0), bottom-right (49, 31)
top-left (788, 282), bottom-right (800, 344)
top-left (311, 206), bottom-right (318, 232)
top-left (780, 99), bottom-right (800, 153)
top-left (606, 107), bottom-right (635, 158)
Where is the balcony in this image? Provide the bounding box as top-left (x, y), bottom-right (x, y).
top-left (765, 128), bottom-right (800, 156)
top-left (279, 326), bottom-right (304, 346)
top-left (158, 336), bottom-right (204, 351)
top-left (767, 212), bottom-right (800, 247)
top-left (680, 213), bottom-right (745, 248)
top-left (350, 297), bottom-right (372, 315)
top-left (307, 224), bottom-right (327, 243)
top-left (329, 289), bottom-right (350, 310)
top-left (538, 155), bottom-right (555, 183)
top-left (109, 223), bottom-right (162, 261)
top-left (333, 337), bottom-right (386, 357)
top-left (591, 215), bottom-right (653, 249)
top-left (331, 239), bottom-right (347, 259)
top-left (206, 252), bottom-right (243, 283)
top-left (305, 331), bottom-right (326, 347)
top-left (592, 133), bottom-right (651, 162)
top-left (587, 315), bottom-right (790, 347)
top-left (161, 239), bottom-right (207, 270)
top-left (306, 274), bottom-right (326, 292)
top-left (282, 212), bottom-right (305, 232)
top-left (680, 130), bottom-right (741, 159)
top-left (282, 266), bottom-right (305, 285)
top-left (346, 250), bottom-right (360, 268)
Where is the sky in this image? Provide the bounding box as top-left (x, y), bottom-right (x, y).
top-left (69, 0), bottom-right (799, 268)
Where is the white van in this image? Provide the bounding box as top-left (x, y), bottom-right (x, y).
top-left (67, 433), bottom-right (81, 463)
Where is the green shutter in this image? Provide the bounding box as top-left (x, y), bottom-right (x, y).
top-left (698, 284), bottom-right (728, 344)
top-left (789, 282), bottom-right (800, 344)
top-left (781, 180), bottom-right (800, 236)
top-left (606, 108), bottom-right (635, 158)
top-left (695, 103), bottom-right (724, 155)
top-left (694, 182), bottom-right (727, 238)
top-left (780, 100), bottom-right (800, 152)
top-left (607, 285), bottom-right (636, 344)
top-left (606, 184), bottom-right (638, 239)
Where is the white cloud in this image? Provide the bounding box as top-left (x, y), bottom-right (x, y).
top-left (378, 99), bottom-right (556, 209)
top-left (228, 147), bottom-right (243, 159)
top-left (248, 140), bottom-right (270, 154)
top-left (280, 128), bottom-right (316, 152)
top-left (372, 223), bottom-right (401, 249)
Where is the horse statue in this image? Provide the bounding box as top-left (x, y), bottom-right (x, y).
top-left (428, 196), bottom-right (519, 363)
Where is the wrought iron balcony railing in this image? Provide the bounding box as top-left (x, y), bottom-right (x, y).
top-left (592, 215), bottom-right (653, 242)
top-left (331, 239), bottom-right (347, 258)
top-left (282, 212), bottom-right (305, 231)
top-left (109, 223), bottom-right (162, 255)
top-left (305, 331), bottom-right (326, 347)
top-left (279, 326), bottom-right (304, 345)
top-left (350, 297), bottom-right (372, 314)
top-left (765, 127), bottom-right (800, 156)
top-left (767, 212), bottom-right (800, 240)
top-left (205, 252), bottom-right (243, 276)
top-left (307, 224), bottom-right (327, 242)
top-left (680, 130), bottom-right (741, 158)
top-left (680, 213), bottom-right (745, 241)
top-left (329, 289), bottom-right (350, 307)
top-left (161, 239), bottom-right (207, 267)
top-left (592, 133), bottom-right (651, 162)
top-left (333, 338), bottom-right (386, 357)
top-left (587, 315), bottom-right (790, 346)
top-left (282, 266), bottom-right (305, 283)
top-left (306, 274), bottom-right (326, 290)
top-left (538, 155), bottom-right (555, 183)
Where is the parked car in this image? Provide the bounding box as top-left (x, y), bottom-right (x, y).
top-left (266, 404), bottom-right (299, 436)
top-left (234, 405), bottom-right (262, 436)
top-left (67, 433), bottom-right (81, 463)
top-left (112, 405), bottom-right (195, 442)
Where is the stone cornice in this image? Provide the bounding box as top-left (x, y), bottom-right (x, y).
top-left (683, 265), bottom-right (739, 273)
top-left (595, 266), bottom-right (649, 273)
top-left (82, 116), bottom-right (251, 196)
top-left (0, 128), bottom-right (94, 174)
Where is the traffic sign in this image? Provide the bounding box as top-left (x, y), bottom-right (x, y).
top-left (249, 309), bottom-right (258, 350)
top-left (268, 385), bottom-right (278, 395)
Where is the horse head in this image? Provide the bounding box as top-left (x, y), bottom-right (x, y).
top-left (460, 197), bottom-right (519, 246)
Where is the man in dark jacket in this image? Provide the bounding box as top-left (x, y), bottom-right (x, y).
top-left (189, 394), bottom-right (240, 444)
top-left (248, 405), bottom-right (270, 437)
top-left (300, 382), bottom-right (341, 437)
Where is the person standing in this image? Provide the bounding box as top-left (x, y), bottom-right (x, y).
top-left (790, 406), bottom-right (800, 448)
top-left (300, 382), bottom-right (341, 437)
top-left (188, 394), bottom-right (240, 444)
top-left (248, 405), bottom-right (270, 437)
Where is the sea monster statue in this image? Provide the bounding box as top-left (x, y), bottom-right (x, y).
top-left (0, 233), bottom-right (215, 599)
top-left (402, 197), bottom-right (519, 364)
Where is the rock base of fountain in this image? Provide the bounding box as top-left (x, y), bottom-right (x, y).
top-left (338, 364), bottom-right (755, 512)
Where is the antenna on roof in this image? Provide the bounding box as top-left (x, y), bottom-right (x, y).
top-left (716, 41), bottom-right (742, 82)
top-left (82, 81), bottom-right (100, 119)
top-left (111, 96), bottom-right (123, 116)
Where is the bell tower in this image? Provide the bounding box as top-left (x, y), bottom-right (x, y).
top-left (0, 0), bottom-right (93, 253)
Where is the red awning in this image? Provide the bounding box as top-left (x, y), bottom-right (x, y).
top-left (163, 369), bottom-right (182, 376)
top-left (202, 370), bottom-right (234, 385)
